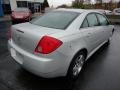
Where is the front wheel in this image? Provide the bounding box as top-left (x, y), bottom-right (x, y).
top-left (67, 51), bottom-right (86, 80)
top-left (106, 31), bottom-right (114, 45)
top-left (106, 37), bottom-right (111, 45)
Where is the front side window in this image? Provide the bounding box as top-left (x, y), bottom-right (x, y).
top-left (96, 14), bottom-right (108, 26)
top-left (87, 14), bottom-right (99, 27)
top-left (30, 11), bottom-right (79, 29)
top-left (81, 18), bottom-right (89, 28)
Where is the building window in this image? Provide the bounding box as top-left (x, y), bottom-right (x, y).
top-left (17, 1), bottom-right (27, 7)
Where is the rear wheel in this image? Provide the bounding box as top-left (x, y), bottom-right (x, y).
top-left (67, 51), bottom-right (86, 80)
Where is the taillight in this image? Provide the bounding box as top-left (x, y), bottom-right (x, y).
top-left (8, 28), bottom-right (12, 40)
top-left (35, 36), bottom-right (63, 54)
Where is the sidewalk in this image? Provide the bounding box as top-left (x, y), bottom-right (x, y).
top-left (0, 15), bottom-right (11, 22)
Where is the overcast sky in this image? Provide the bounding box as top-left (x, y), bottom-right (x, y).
top-left (48, 0), bottom-right (74, 7)
top-left (48, 0), bottom-right (120, 7)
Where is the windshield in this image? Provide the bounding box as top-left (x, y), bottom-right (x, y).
top-left (115, 9), bottom-right (120, 13)
top-left (30, 11), bottom-right (80, 29)
top-left (14, 8), bottom-right (29, 12)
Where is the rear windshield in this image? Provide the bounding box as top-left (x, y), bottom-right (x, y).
top-left (30, 11), bottom-right (79, 29)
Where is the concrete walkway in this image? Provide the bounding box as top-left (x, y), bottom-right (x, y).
top-left (0, 15), bottom-right (11, 22)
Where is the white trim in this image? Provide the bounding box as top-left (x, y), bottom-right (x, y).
top-left (9, 0), bottom-right (17, 10)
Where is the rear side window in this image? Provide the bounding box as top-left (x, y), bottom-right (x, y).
top-left (87, 14), bottom-right (99, 27)
top-left (81, 18), bottom-right (89, 28)
top-left (96, 14), bottom-right (108, 26)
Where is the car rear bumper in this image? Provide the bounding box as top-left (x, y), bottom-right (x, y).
top-left (8, 40), bottom-right (69, 78)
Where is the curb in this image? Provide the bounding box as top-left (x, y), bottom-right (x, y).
top-left (0, 16), bottom-right (11, 22)
top-left (0, 19), bottom-right (11, 22)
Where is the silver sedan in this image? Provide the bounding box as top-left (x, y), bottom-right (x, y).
top-left (8, 8), bottom-right (114, 80)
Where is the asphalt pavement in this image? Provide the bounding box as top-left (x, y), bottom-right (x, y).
top-left (0, 21), bottom-right (120, 90)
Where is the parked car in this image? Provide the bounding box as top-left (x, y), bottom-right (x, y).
top-left (113, 8), bottom-right (120, 15)
top-left (11, 8), bottom-right (32, 24)
top-left (8, 9), bottom-right (114, 80)
top-left (104, 10), bottom-right (112, 15)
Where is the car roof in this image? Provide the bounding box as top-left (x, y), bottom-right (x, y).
top-left (54, 8), bottom-right (103, 14)
top-left (55, 8), bottom-right (86, 13)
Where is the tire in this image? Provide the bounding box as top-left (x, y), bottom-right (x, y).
top-left (106, 38), bottom-right (111, 45)
top-left (12, 21), bottom-right (15, 25)
top-left (106, 31), bottom-right (113, 46)
top-left (67, 51), bottom-right (86, 80)
top-left (28, 17), bottom-right (31, 21)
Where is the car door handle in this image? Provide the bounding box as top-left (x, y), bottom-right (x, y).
top-left (88, 33), bottom-right (91, 34)
top-left (87, 33), bottom-right (91, 37)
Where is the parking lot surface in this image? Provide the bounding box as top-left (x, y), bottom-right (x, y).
top-left (0, 21), bottom-right (120, 90)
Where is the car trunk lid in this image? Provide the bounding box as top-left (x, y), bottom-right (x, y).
top-left (11, 22), bottom-right (62, 54)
